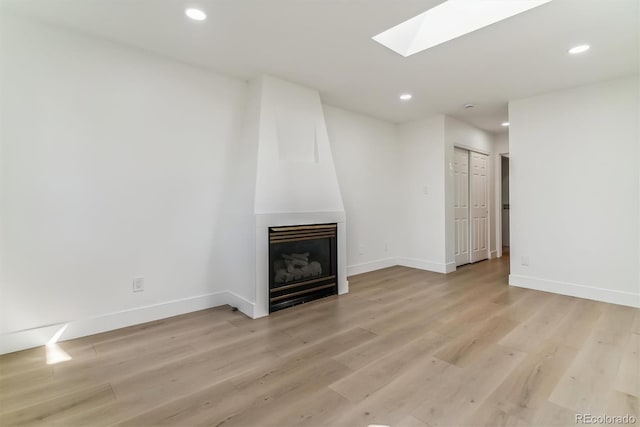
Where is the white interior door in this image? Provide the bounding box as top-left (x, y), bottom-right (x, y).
top-left (470, 151), bottom-right (489, 263)
top-left (454, 148), bottom-right (470, 266)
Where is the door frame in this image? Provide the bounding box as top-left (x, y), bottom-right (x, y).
top-left (495, 152), bottom-right (509, 259)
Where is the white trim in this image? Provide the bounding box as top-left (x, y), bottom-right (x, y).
top-left (509, 274), bottom-right (640, 308)
top-left (398, 257), bottom-right (455, 274)
top-left (495, 151), bottom-right (502, 259)
top-left (254, 211), bottom-right (346, 228)
top-left (347, 257), bottom-right (399, 276)
top-left (454, 143), bottom-right (491, 156)
top-left (495, 152), bottom-right (509, 259)
top-left (223, 291), bottom-right (257, 319)
top-left (339, 280), bottom-right (349, 295)
top-left (444, 261), bottom-right (457, 273)
top-left (489, 250), bottom-right (498, 259)
top-left (0, 291), bottom-right (254, 355)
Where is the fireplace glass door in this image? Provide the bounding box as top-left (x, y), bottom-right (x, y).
top-left (269, 224), bottom-right (337, 312)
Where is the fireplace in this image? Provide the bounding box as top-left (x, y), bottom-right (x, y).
top-left (269, 223), bottom-right (338, 312)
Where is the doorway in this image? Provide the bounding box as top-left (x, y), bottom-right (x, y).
top-left (454, 147), bottom-right (489, 267)
top-left (501, 156), bottom-right (510, 254)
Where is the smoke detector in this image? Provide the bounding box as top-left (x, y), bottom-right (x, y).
top-left (463, 103), bottom-right (475, 109)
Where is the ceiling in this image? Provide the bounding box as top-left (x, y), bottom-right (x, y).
top-left (2, 0), bottom-right (638, 133)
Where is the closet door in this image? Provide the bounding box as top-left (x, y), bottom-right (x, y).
top-left (454, 148), bottom-right (470, 266)
top-left (470, 151), bottom-right (489, 263)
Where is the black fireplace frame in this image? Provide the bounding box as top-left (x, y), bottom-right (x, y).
top-left (268, 223), bottom-right (338, 313)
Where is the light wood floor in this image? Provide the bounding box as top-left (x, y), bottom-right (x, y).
top-left (1, 257), bottom-right (638, 426)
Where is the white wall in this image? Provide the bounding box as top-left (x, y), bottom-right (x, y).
top-left (509, 76), bottom-right (640, 308)
top-left (397, 115), bottom-right (451, 272)
top-left (0, 16), bottom-right (250, 352)
top-left (395, 115), bottom-right (498, 273)
top-left (444, 116), bottom-right (498, 261)
top-left (212, 79), bottom-right (261, 310)
top-left (324, 105), bottom-right (400, 275)
top-left (445, 116), bottom-right (495, 153)
top-left (494, 133), bottom-right (509, 155)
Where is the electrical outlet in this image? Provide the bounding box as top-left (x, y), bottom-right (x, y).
top-left (422, 185), bottom-right (430, 195)
top-left (358, 245), bottom-right (366, 256)
top-left (521, 256), bottom-right (529, 266)
top-left (384, 243), bottom-right (389, 252)
top-left (133, 277), bottom-right (144, 292)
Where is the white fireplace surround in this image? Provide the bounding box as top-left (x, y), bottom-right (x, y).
top-left (253, 212), bottom-right (348, 318)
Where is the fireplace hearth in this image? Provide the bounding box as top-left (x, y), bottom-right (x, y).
top-left (269, 223), bottom-right (338, 312)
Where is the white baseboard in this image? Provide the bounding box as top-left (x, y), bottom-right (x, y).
top-left (489, 250), bottom-right (498, 259)
top-left (444, 262), bottom-right (457, 273)
top-left (339, 280), bottom-right (349, 295)
top-left (347, 257), bottom-right (456, 276)
top-left (398, 257), bottom-right (455, 274)
top-left (509, 274), bottom-right (640, 308)
top-left (347, 257), bottom-right (399, 276)
top-left (222, 291), bottom-right (256, 319)
top-left (0, 291), bottom-right (255, 355)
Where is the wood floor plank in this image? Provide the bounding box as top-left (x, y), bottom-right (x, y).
top-left (395, 415), bottom-right (433, 427)
top-left (548, 325), bottom-right (628, 413)
top-left (495, 290), bottom-right (554, 323)
top-left (486, 339), bottom-right (577, 423)
top-left (332, 319), bottom-right (439, 371)
top-left (259, 388), bottom-right (353, 427)
top-left (632, 310), bottom-right (640, 334)
top-left (614, 332), bottom-right (639, 397)
top-left (0, 366), bottom-right (54, 399)
top-left (528, 400), bottom-right (578, 427)
top-left (462, 401), bottom-right (529, 427)
top-left (209, 360), bottom-right (351, 427)
top-left (546, 298), bottom-right (604, 350)
top-left (433, 314), bottom-right (519, 367)
top-left (115, 380), bottom-right (246, 427)
top-left (329, 331), bottom-right (449, 403)
top-left (498, 295), bottom-right (576, 353)
top-left (0, 383), bottom-right (116, 426)
top-left (491, 286), bottom-right (529, 306)
top-left (411, 345), bottom-right (527, 426)
top-left (110, 340), bottom-right (279, 402)
top-left (326, 356), bottom-right (458, 427)
top-left (606, 390), bottom-right (639, 422)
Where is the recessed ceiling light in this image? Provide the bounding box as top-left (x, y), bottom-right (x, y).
top-left (400, 93), bottom-right (413, 101)
top-left (373, 0), bottom-right (552, 57)
top-left (568, 44), bottom-right (590, 54)
top-left (185, 8), bottom-right (207, 21)
top-left (501, 122), bottom-right (510, 127)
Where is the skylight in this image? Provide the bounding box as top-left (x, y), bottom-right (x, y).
top-left (372, 0), bottom-right (553, 57)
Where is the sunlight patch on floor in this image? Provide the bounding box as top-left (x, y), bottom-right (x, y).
top-left (45, 324), bottom-right (72, 365)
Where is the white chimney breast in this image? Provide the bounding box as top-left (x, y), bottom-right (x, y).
top-left (276, 108), bottom-right (318, 163)
top-left (254, 75), bottom-right (344, 214)
top-left (249, 75), bottom-right (348, 318)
